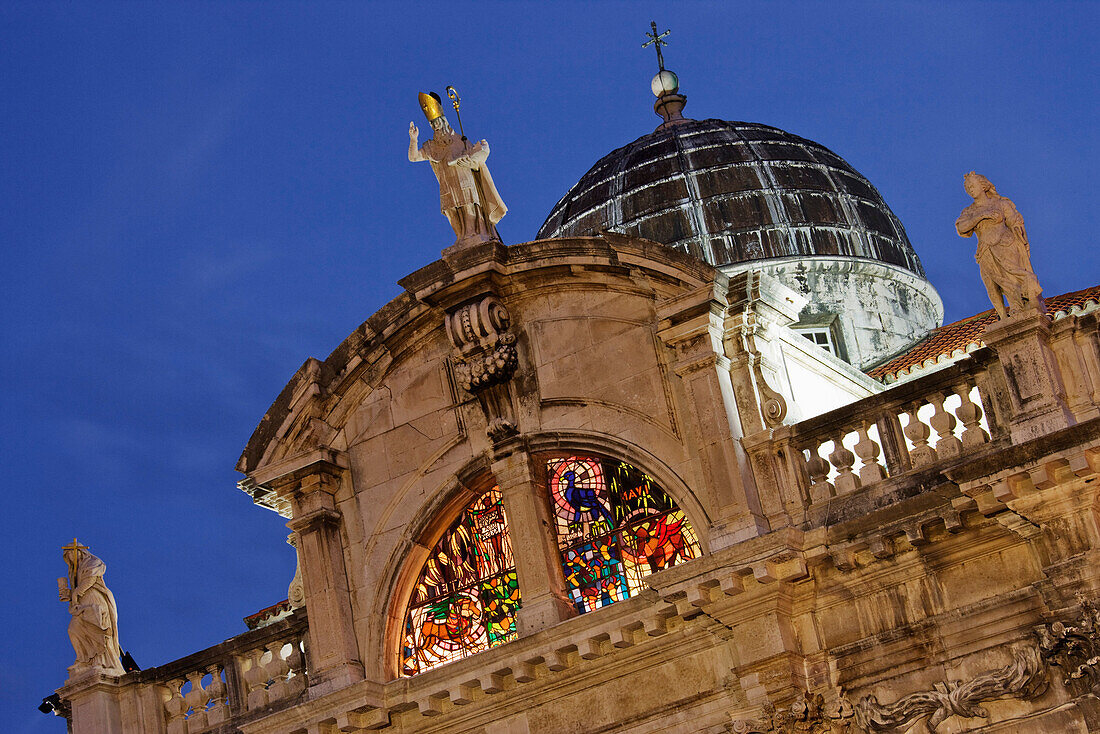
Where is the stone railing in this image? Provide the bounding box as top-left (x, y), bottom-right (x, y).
top-left (132, 612), bottom-right (308, 733)
top-left (756, 349), bottom-right (1010, 519)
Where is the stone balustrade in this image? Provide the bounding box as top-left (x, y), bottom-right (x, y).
top-left (760, 349), bottom-right (1009, 515)
top-left (127, 613), bottom-right (308, 733)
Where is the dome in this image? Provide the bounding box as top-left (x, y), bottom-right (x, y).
top-left (537, 118), bottom-right (926, 278)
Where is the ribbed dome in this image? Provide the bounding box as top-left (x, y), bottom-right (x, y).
top-left (537, 119), bottom-right (925, 277)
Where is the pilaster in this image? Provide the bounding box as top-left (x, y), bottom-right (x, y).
top-left (274, 454), bottom-right (364, 695)
top-left (490, 443), bottom-right (576, 635)
top-left (657, 280), bottom-right (769, 548)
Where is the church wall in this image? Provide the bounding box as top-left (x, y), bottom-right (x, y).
top-left (290, 237), bottom-right (754, 683)
top-left (62, 236), bottom-right (1100, 734)
top-left (725, 256), bottom-right (944, 370)
top-left (774, 330), bottom-right (881, 421)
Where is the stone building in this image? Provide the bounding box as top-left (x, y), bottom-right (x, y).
top-left (57, 64), bottom-right (1100, 734)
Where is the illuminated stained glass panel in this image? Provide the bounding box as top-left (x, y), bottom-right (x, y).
top-left (402, 488), bottom-right (520, 676)
top-left (562, 539), bottom-right (630, 613)
top-left (547, 457), bottom-right (614, 547)
top-left (619, 510), bottom-right (698, 594)
top-left (548, 456), bottom-right (700, 614)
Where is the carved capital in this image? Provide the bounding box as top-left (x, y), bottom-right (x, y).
top-left (452, 332), bottom-right (518, 392)
top-left (286, 506), bottom-right (342, 534)
top-left (730, 691), bottom-right (855, 733)
top-left (1037, 595), bottom-right (1100, 697)
top-left (728, 315), bottom-right (788, 427)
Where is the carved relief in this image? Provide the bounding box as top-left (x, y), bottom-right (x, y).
top-left (1037, 596), bottom-right (1100, 697)
top-left (731, 691), bottom-right (854, 733)
top-left (852, 646), bottom-right (1047, 732)
top-left (446, 295), bottom-right (520, 441)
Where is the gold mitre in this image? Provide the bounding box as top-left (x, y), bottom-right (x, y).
top-left (418, 92), bottom-right (444, 122)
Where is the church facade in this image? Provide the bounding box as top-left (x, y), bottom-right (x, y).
top-left (57, 64), bottom-right (1100, 734)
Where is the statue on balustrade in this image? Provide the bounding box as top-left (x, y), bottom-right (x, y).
top-left (956, 172), bottom-right (1044, 319)
top-left (409, 90), bottom-right (507, 249)
top-left (58, 539), bottom-right (123, 674)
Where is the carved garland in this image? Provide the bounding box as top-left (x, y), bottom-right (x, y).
top-left (852, 647), bottom-right (1047, 732)
top-left (730, 646), bottom-right (1049, 734)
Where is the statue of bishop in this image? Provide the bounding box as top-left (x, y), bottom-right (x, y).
top-left (409, 92), bottom-right (507, 249)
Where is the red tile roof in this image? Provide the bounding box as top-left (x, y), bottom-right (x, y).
top-left (243, 599), bottom-right (291, 629)
top-left (867, 285), bottom-right (1100, 382)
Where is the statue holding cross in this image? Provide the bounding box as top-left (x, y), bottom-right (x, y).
top-left (58, 539), bottom-right (123, 674)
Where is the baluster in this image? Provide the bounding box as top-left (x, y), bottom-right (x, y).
top-left (264, 642), bottom-right (292, 701)
top-left (928, 392), bottom-right (962, 458)
top-left (853, 422), bottom-right (887, 484)
top-left (241, 648), bottom-right (270, 710)
top-left (224, 653), bottom-right (244, 717)
top-left (828, 432), bottom-right (860, 494)
top-left (903, 404), bottom-right (937, 467)
top-left (162, 679), bottom-right (188, 734)
top-left (954, 382), bottom-right (989, 448)
top-left (875, 412), bottom-right (911, 475)
top-left (204, 665), bottom-right (228, 725)
top-left (805, 443), bottom-right (835, 502)
top-left (284, 640), bottom-right (306, 696)
top-left (183, 670), bottom-right (208, 732)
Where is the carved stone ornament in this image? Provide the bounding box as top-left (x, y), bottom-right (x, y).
top-left (446, 295), bottom-right (519, 441)
top-left (852, 646), bottom-right (1047, 732)
top-left (730, 691), bottom-right (855, 733)
top-left (286, 534), bottom-right (305, 609)
top-left (1037, 595), bottom-right (1100, 697)
top-left (734, 317), bottom-right (788, 427)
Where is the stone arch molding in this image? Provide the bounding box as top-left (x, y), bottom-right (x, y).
top-left (377, 433), bottom-right (711, 679)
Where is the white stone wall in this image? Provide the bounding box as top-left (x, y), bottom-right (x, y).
top-left (724, 256), bottom-right (944, 370)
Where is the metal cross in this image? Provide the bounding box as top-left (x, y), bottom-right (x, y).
top-left (642, 21), bottom-right (671, 71)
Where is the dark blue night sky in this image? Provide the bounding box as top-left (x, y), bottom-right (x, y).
top-left (3, 2), bottom-right (1097, 729)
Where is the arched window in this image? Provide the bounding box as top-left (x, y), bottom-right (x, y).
top-left (401, 487), bottom-right (520, 676)
top-left (546, 456), bottom-right (700, 614)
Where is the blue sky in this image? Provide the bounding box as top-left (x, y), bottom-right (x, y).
top-left (2, 1), bottom-right (1098, 728)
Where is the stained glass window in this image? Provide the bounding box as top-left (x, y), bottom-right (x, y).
top-left (547, 456), bottom-right (700, 613)
top-left (402, 487), bottom-right (520, 676)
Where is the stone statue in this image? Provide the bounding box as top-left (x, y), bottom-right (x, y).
top-left (408, 91), bottom-right (506, 249)
top-left (58, 539), bottom-right (123, 674)
top-left (956, 172), bottom-right (1043, 318)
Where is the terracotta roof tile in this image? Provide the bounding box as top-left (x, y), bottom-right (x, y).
top-left (867, 285), bottom-right (1100, 381)
top-left (243, 598), bottom-right (291, 629)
